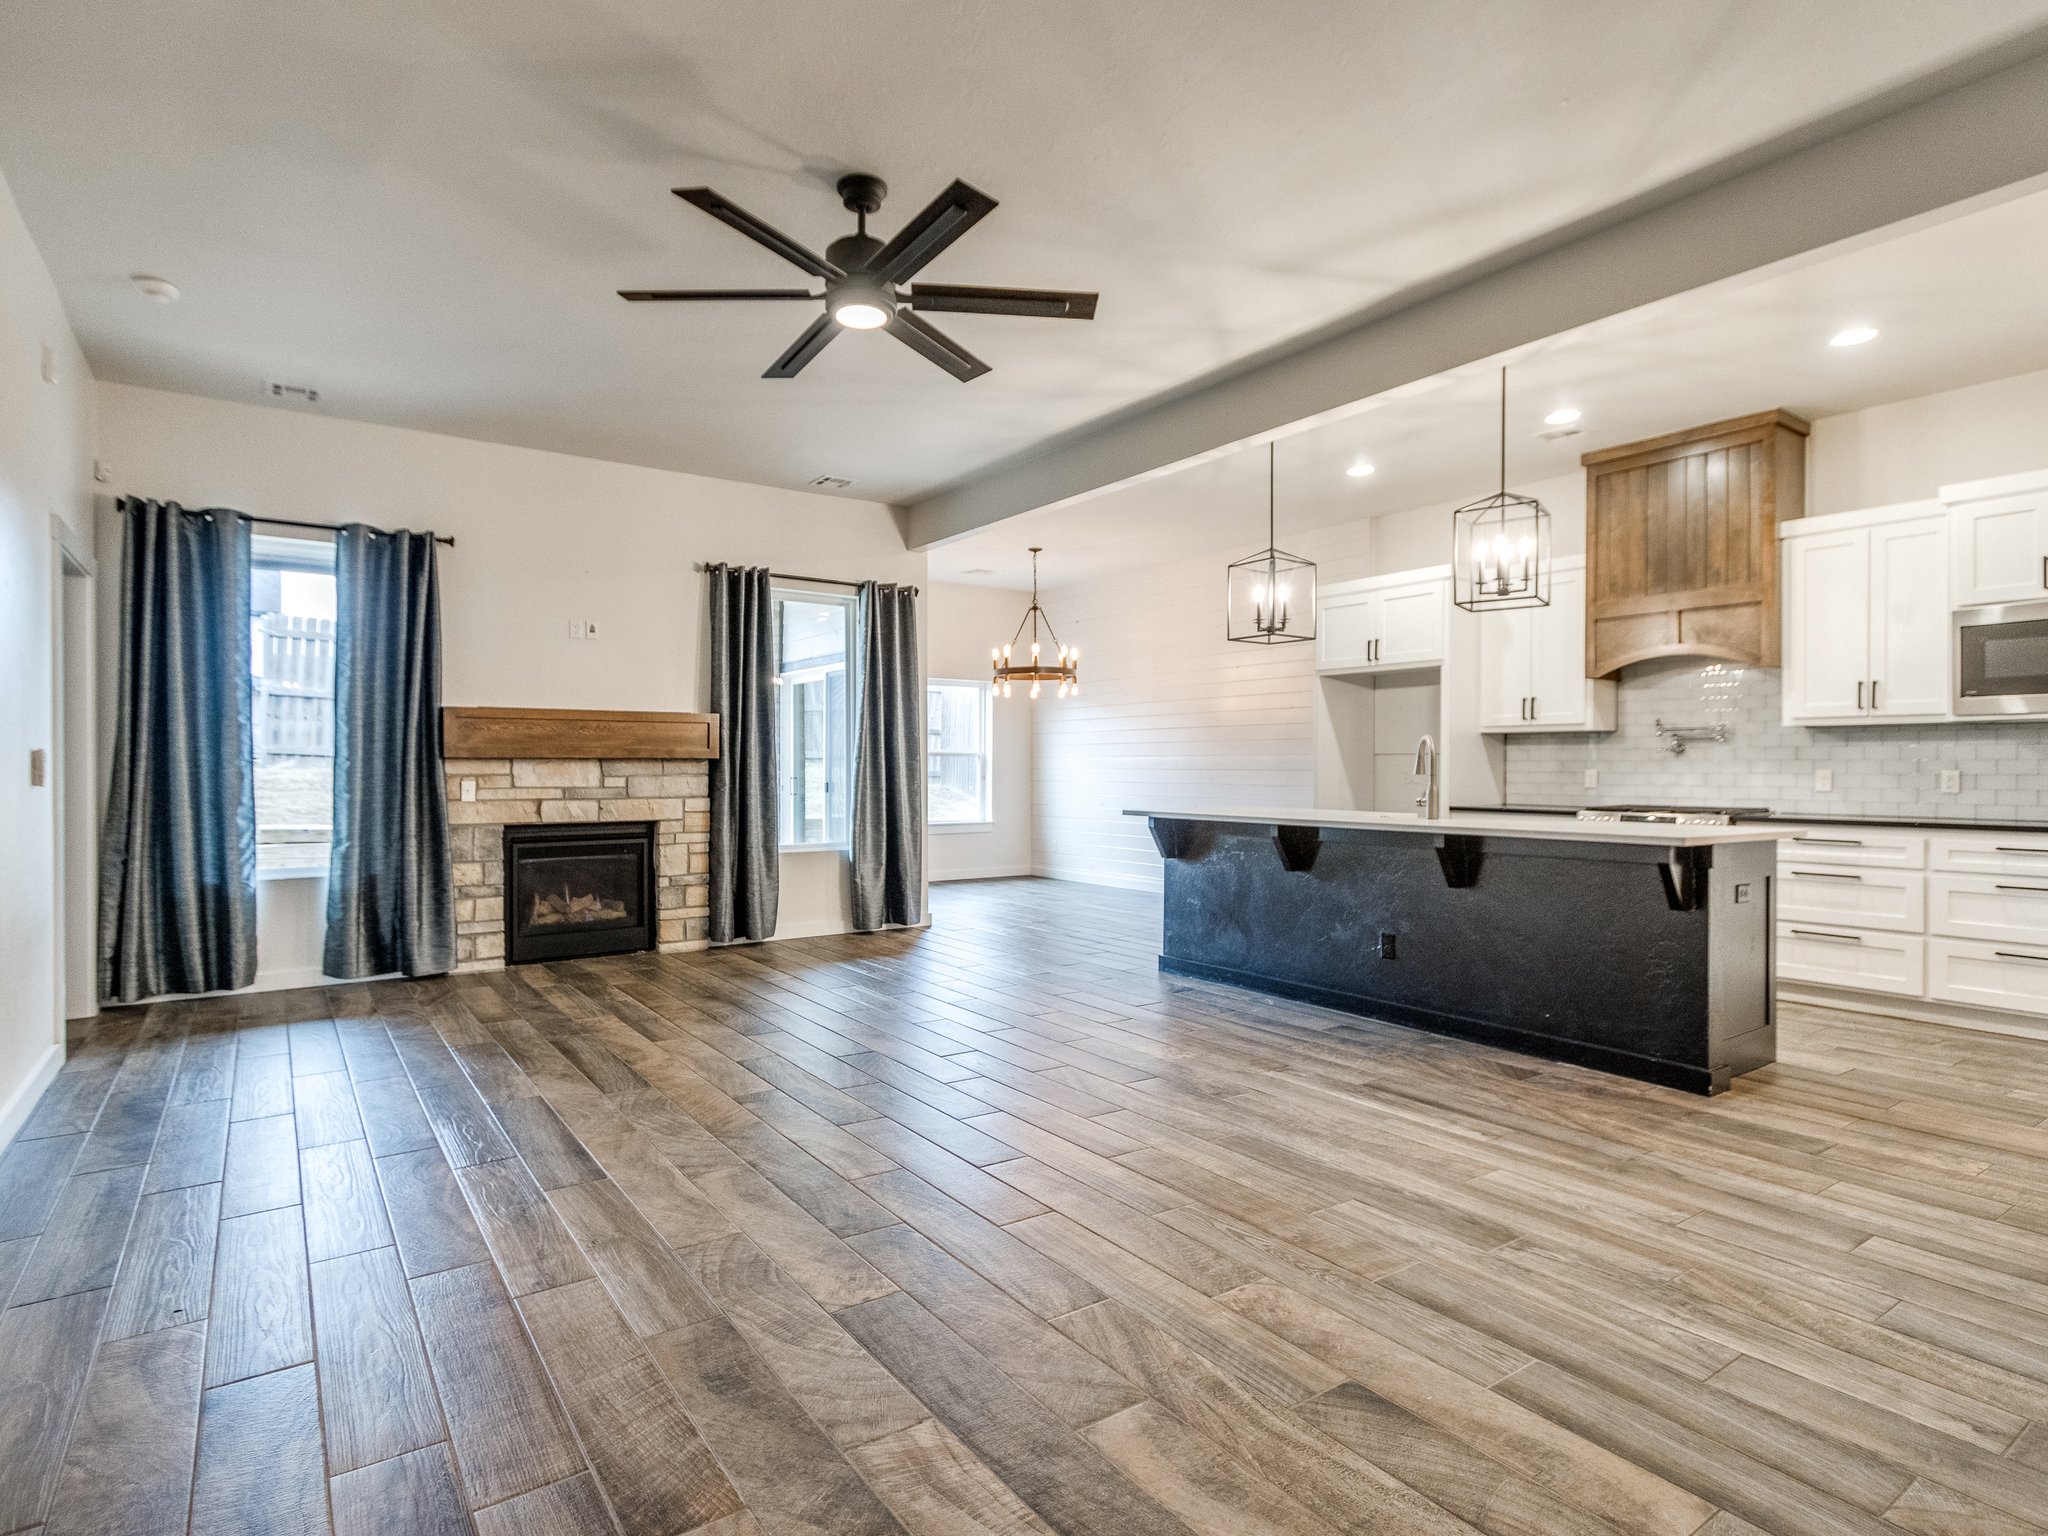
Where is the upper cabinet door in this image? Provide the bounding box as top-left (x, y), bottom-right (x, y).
top-left (1316, 591), bottom-right (1379, 671)
top-left (1529, 563), bottom-right (1596, 728)
top-left (1782, 527), bottom-right (1872, 722)
top-left (1869, 515), bottom-right (1950, 718)
top-left (1374, 580), bottom-right (1446, 668)
top-left (1951, 493), bottom-right (2048, 607)
top-left (1478, 604), bottom-right (1534, 729)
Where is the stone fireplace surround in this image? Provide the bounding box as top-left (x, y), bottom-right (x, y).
top-left (443, 755), bottom-right (711, 970)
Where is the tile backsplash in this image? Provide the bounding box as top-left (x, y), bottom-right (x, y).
top-left (1505, 659), bottom-right (2048, 820)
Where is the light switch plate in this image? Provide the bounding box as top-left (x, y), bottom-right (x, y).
top-left (566, 617), bottom-right (582, 640)
top-left (459, 778), bottom-right (477, 802)
top-left (1940, 769), bottom-right (1961, 794)
top-left (1814, 768), bottom-right (1833, 793)
top-left (1582, 768), bottom-right (1599, 789)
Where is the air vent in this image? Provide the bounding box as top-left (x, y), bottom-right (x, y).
top-left (1536, 426), bottom-right (1582, 442)
top-left (808, 475), bottom-right (853, 489)
top-left (267, 382), bottom-right (322, 405)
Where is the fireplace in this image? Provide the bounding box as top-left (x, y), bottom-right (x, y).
top-left (503, 822), bottom-right (656, 964)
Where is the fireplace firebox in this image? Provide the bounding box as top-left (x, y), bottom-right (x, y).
top-left (503, 822), bottom-right (656, 964)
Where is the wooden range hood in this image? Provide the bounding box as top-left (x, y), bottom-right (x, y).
top-left (1582, 409), bottom-right (1808, 677)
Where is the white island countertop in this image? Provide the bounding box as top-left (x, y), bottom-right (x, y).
top-left (1124, 807), bottom-right (1787, 848)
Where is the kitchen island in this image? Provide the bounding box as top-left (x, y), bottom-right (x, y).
top-left (1129, 808), bottom-right (1782, 1094)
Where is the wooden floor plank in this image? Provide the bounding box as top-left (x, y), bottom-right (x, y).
top-left (11, 1162), bottom-right (147, 1305)
top-left (301, 1139), bottom-right (394, 1262)
top-left (0, 1132), bottom-right (87, 1241)
top-left (330, 1445), bottom-right (472, 1536)
top-left (205, 1203), bottom-right (313, 1387)
top-left (309, 1244), bottom-right (448, 1474)
top-left (40, 1321), bottom-right (205, 1536)
top-left (455, 1157), bottom-right (595, 1296)
top-left (103, 1180), bottom-right (219, 1340)
top-left (377, 1146), bottom-right (492, 1280)
top-left (471, 1473), bottom-right (620, 1536)
top-left (190, 1361), bottom-right (329, 1536)
top-left (0, 1288), bottom-right (110, 1533)
top-left (221, 1112), bottom-right (300, 1216)
top-left (546, 1177), bottom-right (720, 1337)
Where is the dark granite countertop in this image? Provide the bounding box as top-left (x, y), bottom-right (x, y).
top-left (1457, 805), bottom-right (2048, 835)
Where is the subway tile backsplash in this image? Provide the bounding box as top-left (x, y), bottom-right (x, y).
top-left (1505, 659), bottom-right (2048, 820)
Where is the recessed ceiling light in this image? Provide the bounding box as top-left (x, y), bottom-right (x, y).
top-left (1829, 325), bottom-right (1879, 348)
top-left (1543, 407), bottom-right (1582, 426)
top-left (130, 274), bottom-right (180, 303)
top-left (1345, 460), bottom-right (1376, 479)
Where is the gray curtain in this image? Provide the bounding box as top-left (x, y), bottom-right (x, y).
top-left (99, 500), bottom-right (257, 1003)
top-left (708, 564), bottom-right (779, 941)
top-left (323, 526), bottom-right (454, 978)
top-left (851, 582), bottom-right (923, 931)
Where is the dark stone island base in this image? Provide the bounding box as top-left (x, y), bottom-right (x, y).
top-left (1147, 816), bottom-right (1777, 1095)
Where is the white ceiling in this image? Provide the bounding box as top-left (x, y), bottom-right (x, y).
top-left (928, 184), bottom-right (2048, 588)
top-left (5, 1), bottom-right (2048, 504)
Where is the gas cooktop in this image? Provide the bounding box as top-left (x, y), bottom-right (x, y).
top-left (1575, 805), bottom-right (1773, 826)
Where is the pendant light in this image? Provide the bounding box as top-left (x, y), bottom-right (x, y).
top-left (1226, 442), bottom-right (1316, 645)
top-left (991, 548), bottom-right (1079, 700)
top-left (1453, 366), bottom-right (1552, 612)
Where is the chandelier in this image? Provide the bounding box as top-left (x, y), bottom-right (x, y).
top-left (992, 548), bottom-right (1078, 699)
top-left (1453, 366), bottom-right (1552, 612)
top-left (1226, 442), bottom-right (1317, 645)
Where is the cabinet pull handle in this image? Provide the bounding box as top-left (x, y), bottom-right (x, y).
top-left (1870, 679), bottom-right (1879, 709)
top-left (1789, 869), bottom-right (1863, 880)
top-left (1790, 928), bottom-right (1864, 944)
top-left (1794, 836), bottom-right (1863, 845)
top-left (2041, 554), bottom-right (2046, 590)
top-left (1994, 846), bottom-right (2048, 855)
top-left (1856, 681), bottom-right (1865, 710)
top-left (1995, 950), bottom-right (2048, 964)
top-left (1993, 884), bottom-right (2048, 893)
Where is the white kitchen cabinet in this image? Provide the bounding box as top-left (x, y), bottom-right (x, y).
top-left (1928, 939), bottom-right (2048, 1017)
top-left (1777, 924), bottom-right (1926, 997)
top-left (1316, 569), bottom-right (1447, 674)
top-left (1946, 470), bottom-right (2048, 608)
top-left (1929, 874), bottom-right (2048, 946)
top-left (1776, 862), bottom-right (1925, 933)
top-left (1780, 504), bottom-right (1949, 724)
top-left (1778, 829), bottom-right (1926, 869)
top-left (1477, 558), bottom-right (1616, 732)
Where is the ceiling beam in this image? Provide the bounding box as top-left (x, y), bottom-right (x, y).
top-left (905, 31), bottom-right (2048, 549)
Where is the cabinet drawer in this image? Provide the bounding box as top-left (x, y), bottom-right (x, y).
top-left (1928, 874), bottom-right (2048, 945)
top-left (1928, 939), bottom-right (2048, 1017)
top-left (1929, 834), bottom-right (2048, 876)
top-left (1776, 830), bottom-right (1926, 869)
top-left (1774, 865), bottom-right (1925, 933)
top-left (1777, 925), bottom-right (1925, 997)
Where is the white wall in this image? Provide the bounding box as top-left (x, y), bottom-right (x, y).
top-left (96, 382), bottom-right (923, 985)
top-left (1808, 365), bottom-right (2048, 515)
top-left (0, 170), bottom-right (96, 1143)
top-left (924, 582), bottom-right (1033, 881)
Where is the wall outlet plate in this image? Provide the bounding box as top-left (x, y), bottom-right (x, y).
top-left (1583, 768), bottom-right (1599, 789)
top-left (1814, 768), bottom-right (1833, 793)
top-left (1378, 932), bottom-right (1397, 960)
top-left (1940, 769), bottom-right (1962, 794)
top-left (459, 778), bottom-right (477, 803)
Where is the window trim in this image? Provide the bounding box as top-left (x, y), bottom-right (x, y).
top-left (772, 585), bottom-right (860, 855)
top-left (250, 535), bottom-right (339, 872)
top-left (925, 677), bottom-right (994, 830)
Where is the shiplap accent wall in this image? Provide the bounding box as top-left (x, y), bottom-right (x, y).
top-left (1031, 521), bottom-right (1378, 889)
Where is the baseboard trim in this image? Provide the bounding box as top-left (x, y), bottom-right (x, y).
top-left (1029, 865), bottom-right (1164, 893)
top-left (931, 864), bottom-right (1034, 883)
top-left (1778, 984), bottom-right (2048, 1042)
top-left (0, 1042), bottom-right (65, 1148)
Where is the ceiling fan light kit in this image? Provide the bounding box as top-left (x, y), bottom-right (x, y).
top-left (620, 172), bottom-right (1098, 381)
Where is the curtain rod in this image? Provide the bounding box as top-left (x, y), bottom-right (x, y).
top-left (248, 514), bottom-right (455, 548)
top-left (695, 562), bottom-right (917, 595)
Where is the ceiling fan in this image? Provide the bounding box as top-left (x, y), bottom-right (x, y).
top-left (619, 173), bottom-right (1097, 382)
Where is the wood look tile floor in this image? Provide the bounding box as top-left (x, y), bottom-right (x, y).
top-left (5, 878), bottom-right (2048, 1535)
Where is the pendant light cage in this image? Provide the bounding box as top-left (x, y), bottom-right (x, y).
top-left (1453, 367), bottom-right (1553, 613)
top-left (991, 548), bottom-right (1080, 700)
top-left (1227, 443), bottom-right (1317, 645)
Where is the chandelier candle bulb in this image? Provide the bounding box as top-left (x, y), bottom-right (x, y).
top-left (991, 547), bottom-right (1079, 701)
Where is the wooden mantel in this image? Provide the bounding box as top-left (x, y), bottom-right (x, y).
top-left (442, 707), bottom-right (719, 761)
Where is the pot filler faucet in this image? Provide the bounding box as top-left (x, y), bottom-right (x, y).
top-left (1412, 734), bottom-right (1440, 820)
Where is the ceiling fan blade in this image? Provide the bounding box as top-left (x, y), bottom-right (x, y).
top-left (672, 188), bottom-right (843, 279)
top-left (907, 283), bottom-right (1097, 320)
top-left (763, 312), bottom-right (839, 379)
top-left (886, 309), bottom-right (990, 382)
top-left (618, 288), bottom-right (816, 301)
top-left (869, 180), bottom-right (999, 284)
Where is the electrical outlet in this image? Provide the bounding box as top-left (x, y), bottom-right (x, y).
top-left (584, 619), bottom-right (601, 640)
top-left (1378, 932), bottom-right (1397, 960)
top-left (1940, 768), bottom-right (1962, 794)
top-left (566, 617), bottom-right (583, 640)
top-left (459, 778), bottom-right (477, 803)
top-left (1582, 768), bottom-right (1599, 790)
top-left (93, 458), bottom-right (113, 484)
top-left (1814, 768), bottom-right (1833, 793)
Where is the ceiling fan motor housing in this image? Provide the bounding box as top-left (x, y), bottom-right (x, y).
top-left (836, 173), bottom-right (888, 216)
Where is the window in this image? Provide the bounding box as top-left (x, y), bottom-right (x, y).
top-left (775, 591), bottom-right (856, 848)
top-left (250, 534), bottom-right (338, 872)
top-left (926, 679), bottom-right (992, 826)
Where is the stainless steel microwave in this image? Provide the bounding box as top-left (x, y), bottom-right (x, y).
top-left (1955, 599), bottom-right (2048, 715)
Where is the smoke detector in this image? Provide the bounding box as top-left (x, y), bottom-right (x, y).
top-left (267, 382), bottom-right (322, 405)
top-left (808, 475), bottom-right (853, 490)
